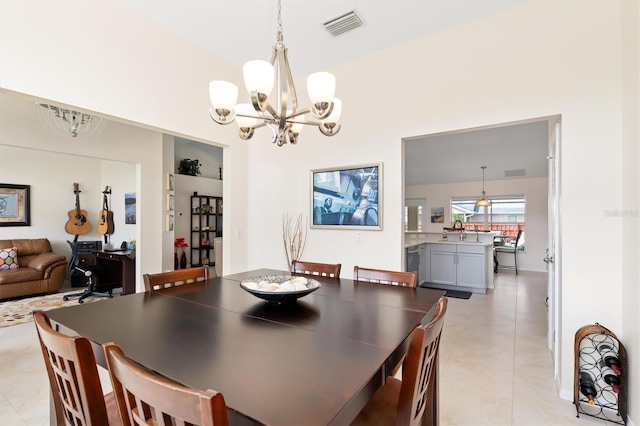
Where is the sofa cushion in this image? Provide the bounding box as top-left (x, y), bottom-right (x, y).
top-left (0, 247), bottom-right (19, 270)
top-left (0, 267), bottom-right (43, 284)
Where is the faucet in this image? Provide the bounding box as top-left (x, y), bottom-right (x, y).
top-left (459, 230), bottom-right (466, 241)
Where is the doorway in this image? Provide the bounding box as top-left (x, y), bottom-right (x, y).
top-left (403, 116), bottom-right (562, 374)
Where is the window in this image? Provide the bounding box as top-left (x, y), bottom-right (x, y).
top-left (451, 196), bottom-right (525, 250)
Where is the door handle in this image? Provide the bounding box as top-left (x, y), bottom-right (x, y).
top-left (543, 256), bottom-right (554, 263)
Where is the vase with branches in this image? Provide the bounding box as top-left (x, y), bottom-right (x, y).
top-left (282, 213), bottom-right (306, 269)
top-left (174, 237), bottom-right (189, 269)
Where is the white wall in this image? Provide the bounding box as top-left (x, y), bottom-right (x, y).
top-left (1, 0), bottom-right (637, 421)
top-left (406, 177), bottom-right (548, 272)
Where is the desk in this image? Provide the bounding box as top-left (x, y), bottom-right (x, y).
top-left (47, 269), bottom-right (444, 425)
top-left (93, 250), bottom-right (136, 295)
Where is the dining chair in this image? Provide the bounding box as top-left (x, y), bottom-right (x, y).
top-left (103, 342), bottom-right (229, 426)
top-left (353, 266), bottom-right (417, 287)
top-left (291, 260), bottom-right (342, 278)
top-left (143, 266), bottom-right (209, 291)
top-left (351, 297), bottom-right (448, 426)
top-left (33, 310), bottom-right (121, 426)
top-left (494, 230), bottom-right (523, 275)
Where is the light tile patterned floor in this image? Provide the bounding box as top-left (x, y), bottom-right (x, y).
top-left (0, 272), bottom-right (618, 425)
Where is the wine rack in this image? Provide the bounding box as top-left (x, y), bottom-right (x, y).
top-left (574, 323), bottom-right (627, 425)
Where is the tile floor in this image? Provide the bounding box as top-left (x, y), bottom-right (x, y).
top-left (0, 271), bottom-right (618, 425)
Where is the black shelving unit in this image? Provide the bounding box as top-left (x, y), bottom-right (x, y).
top-left (574, 323), bottom-right (627, 425)
top-left (190, 193), bottom-right (222, 268)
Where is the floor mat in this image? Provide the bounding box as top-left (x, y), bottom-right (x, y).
top-left (443, 289), bottom-right (472, 299)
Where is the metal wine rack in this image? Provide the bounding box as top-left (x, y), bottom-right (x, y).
top-left (574, 323), bottom-right (627, 425)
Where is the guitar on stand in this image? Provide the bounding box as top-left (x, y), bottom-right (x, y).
top-left (97, 186), bottom-right (115, 245)
top-left (65, 183), bottom-right (92, 236)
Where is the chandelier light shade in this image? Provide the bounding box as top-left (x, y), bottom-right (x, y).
top-left (33, 103), bottom-right (107, 138)
top-left (476, 166), bottom-right (491, 207)
top-left (208, 0), bottom-right (341, 146)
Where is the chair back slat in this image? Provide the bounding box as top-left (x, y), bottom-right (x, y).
top-left (353, 266), bottom-right (416, 287)
top-left (291, 260), bottom-right (341, 278)
top-left (103, 343), bottom-right (229, 426)
top-left (143, 266), bottom-right (209, 291)
top-left (397, 297), bottom-right (448, 426)
top-left (33, 310), bottom-right (110, 426)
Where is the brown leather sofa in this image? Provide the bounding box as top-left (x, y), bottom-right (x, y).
top-left (0, 238), bottom-right (67, 300)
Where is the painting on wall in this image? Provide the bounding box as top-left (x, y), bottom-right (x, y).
top-left (311, 163), bottom-right (382, 230)
top-left (431, 207), bottom-right (444, 223)
top-left (125, 192), bottom-right (136, 224)
top-left (0, 183), bottom-right (30, 227)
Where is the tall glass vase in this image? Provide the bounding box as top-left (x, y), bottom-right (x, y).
top-left (180, 251), bottom-right (187, 269)
top-left (174, 252), bottom-right (179, 270)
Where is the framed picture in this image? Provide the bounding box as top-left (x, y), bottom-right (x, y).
top-left (125, 192), bottom-right (136, 224)
top-left (0, 183), bottom-right (31, 227)
top-left (166, 214), bottom-right (174, 232)
top-left (431, 207), bottom-right (444, 223)
top-left (311, 163), bottom-right (382, 230)
top-left (166, 173), bottom-right (174, 191)
top-left (166, 194), bottom-right (174, 211)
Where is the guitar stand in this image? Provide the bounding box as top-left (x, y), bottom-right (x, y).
top-left (63, 265), bottom-right (113, 304)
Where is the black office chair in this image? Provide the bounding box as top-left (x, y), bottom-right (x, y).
top-left (63, 264), bottom-right (113, 303)
top-left (494, 230), bottom-right (523, 275)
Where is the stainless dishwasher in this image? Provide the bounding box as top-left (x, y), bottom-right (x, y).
top-left (406, 246), bottom-right (420, 282)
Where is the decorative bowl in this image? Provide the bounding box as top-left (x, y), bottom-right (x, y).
top-left (240, 275), bottom-right (321, 304)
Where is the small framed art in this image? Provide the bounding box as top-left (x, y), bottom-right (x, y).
top-left (166, 173), bottom-right (174, 191)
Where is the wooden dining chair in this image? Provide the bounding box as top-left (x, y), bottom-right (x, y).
top-left (143, 266), bottom-right (209, 291)
top-left (103, 342), bottom-right (229, 426)
top-left (351, 297), bottom-right (448, 426)
top-left (33, 310), bottom-right (121, 426)
top-left (291, 260), bottom-right (342, 278)
top-left (353, 266), bottom-right (417, 287)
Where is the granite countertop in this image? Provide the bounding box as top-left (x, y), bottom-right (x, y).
top-left (405, 240), bottom-right (492, 248)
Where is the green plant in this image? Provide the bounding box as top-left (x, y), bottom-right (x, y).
top-left (178, 158), bottom-right (201, 176)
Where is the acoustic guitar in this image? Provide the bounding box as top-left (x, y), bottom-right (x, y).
top-left (65, 183), bottom-right (92, 235)
top-left (97, 186), bottom-right (115, 241)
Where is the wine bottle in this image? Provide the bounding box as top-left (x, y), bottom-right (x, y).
top-left (598, 360), bottom-right (620, 393)
top-left (596, 342), bottom-right (622, 375)
top-left (579, 371), bottom-right (597, 405)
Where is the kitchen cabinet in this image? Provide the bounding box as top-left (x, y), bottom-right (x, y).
top-left (428, 243), bottom-right (486, 292)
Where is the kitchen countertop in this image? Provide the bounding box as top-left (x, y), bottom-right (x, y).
top-left (405, 240), bottom-right (493, 249)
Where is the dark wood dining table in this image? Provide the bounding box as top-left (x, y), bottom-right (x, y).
top-left (47, 268), bottom-right (445, 425)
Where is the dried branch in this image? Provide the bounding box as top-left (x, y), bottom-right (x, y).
top-left (283, 213), bottom-right (307, 268)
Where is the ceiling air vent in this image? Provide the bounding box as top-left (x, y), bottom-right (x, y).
top-left (504, 169), bottom-right (526, 178)
top-left (323, 10), bottom-right (363, 36)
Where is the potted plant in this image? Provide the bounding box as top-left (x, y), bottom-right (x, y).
top-left (178, 158), bottom-right (201, 176)
top-left (174, 237), bottom-right (189, 269)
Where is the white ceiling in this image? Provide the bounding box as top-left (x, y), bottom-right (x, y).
top-left (123, 0), bottom-right (545, 185)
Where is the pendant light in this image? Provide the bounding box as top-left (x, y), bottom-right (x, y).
top-left (476, 166), bottom-right (491, 207)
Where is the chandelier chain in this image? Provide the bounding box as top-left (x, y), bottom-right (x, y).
top-left (277, 0), bottom-right (283, 34)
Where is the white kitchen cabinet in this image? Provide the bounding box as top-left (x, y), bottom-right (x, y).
top-left (430, 245), bottom-right (456, 285)
top-left (427, 243), bottom-right (486, 291)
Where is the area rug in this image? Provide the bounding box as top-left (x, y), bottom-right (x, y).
top-left (0, 291), bottom-right (106, 328)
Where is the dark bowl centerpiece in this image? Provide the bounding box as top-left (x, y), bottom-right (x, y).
top-left (240, 275), bottom-right (321, 304)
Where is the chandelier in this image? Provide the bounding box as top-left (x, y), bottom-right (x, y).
top-left (476, 166), bottom-right (491, 207)
top-left (33, 103), bottom-right (107, 138)
top-left (208, 0), bottom-right (341, 146)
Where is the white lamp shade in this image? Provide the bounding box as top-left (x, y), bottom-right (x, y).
top-left (290, 115), bottom-right (304, 134)
top-left (209, 80), bottom-right (238, 111)
top-left (321, 98), bottom-right (342, 123)
top-left (307, 72), bottom-right (336, 105)
top-left (235, 103), bottom-right (259, 128)
top-left (243, 60), bottom-right (274, 96)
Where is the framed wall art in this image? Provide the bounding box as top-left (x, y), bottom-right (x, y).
top-left (0, 183), bottom-right (31, 227)
top-left (166, 214), bottom-right (174, 232)
top-left (311, 163), bottom-right (382, 230)
top-left (166, 194), bottom-right (174, 211)
top-left (166, 173), bottom-right (174, 191)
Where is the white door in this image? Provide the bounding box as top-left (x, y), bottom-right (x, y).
top-left (546, 118), bottom-right (562, 379)
top-left (430, 251), bottom-right (456, 285)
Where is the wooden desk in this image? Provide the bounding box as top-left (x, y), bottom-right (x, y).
top-left (47, 269), bottom-right (444, 425)
top-left (93, 250), bottom-right (136, 295)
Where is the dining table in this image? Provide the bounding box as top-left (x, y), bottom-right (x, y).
top-left (47, 268), bottom-right (445, 425)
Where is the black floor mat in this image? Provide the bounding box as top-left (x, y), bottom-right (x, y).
top-left (443, 289), bottom-right (472, 299)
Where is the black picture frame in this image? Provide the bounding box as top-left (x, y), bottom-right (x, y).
top-left (0, 183), bottom-right (31, 227)
top-left (311, 163), bottom-right (382, 230)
